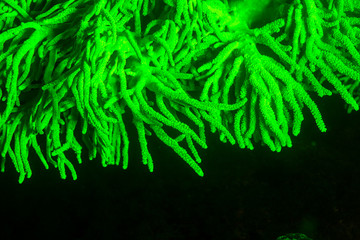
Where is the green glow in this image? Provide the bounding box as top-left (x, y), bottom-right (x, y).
top-left (229, 0), bottom-right (272, 25)
top-left (0, 0), bottom-right (359, 183)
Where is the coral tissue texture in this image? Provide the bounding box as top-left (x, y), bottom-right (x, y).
top-left (0, 0), bottom-right (359, 183)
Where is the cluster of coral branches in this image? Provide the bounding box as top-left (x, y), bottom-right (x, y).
top-left (0, 0), bottom-right (359, 182)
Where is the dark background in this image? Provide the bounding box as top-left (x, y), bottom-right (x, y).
top-left (1, 94), bottom-right (360, 240)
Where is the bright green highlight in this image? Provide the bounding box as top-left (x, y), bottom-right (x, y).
top-left (1, 0), bottom-right (359, 183)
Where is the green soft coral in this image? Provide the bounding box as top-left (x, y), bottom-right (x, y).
top-left (0, 0), bottom-right (359, 183)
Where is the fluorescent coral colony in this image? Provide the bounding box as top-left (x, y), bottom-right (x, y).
top-left (0, 0), bottom-right (359, 183)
